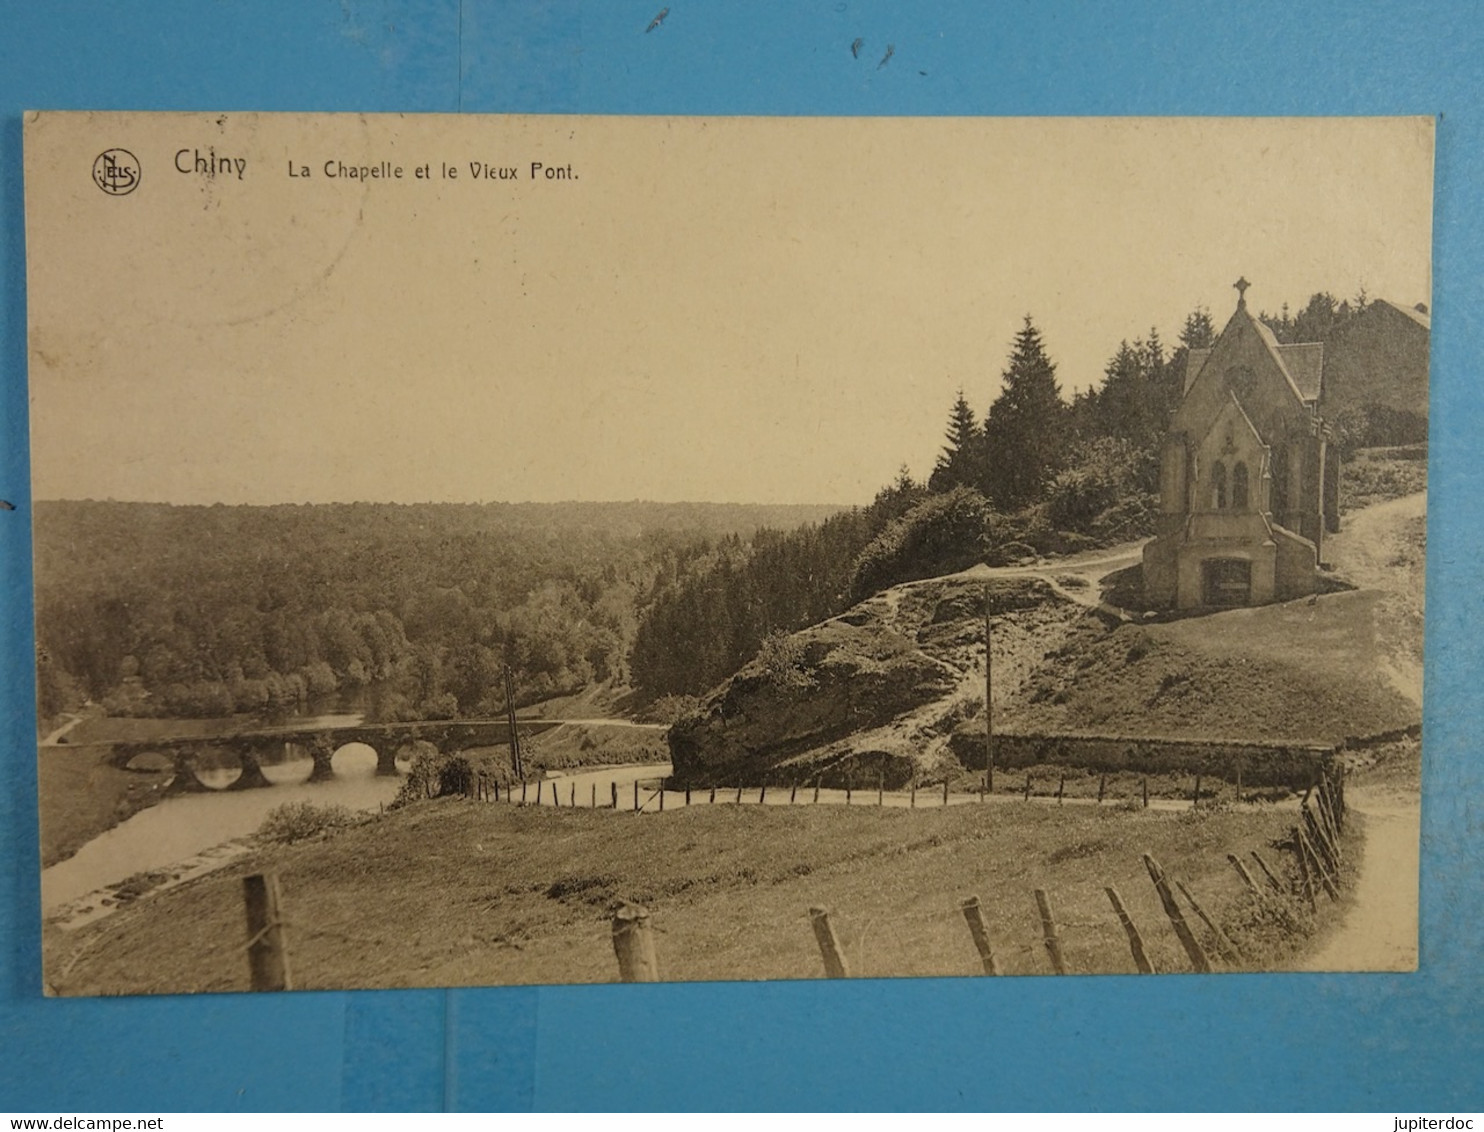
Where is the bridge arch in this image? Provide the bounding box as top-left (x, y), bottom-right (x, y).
top-left (330, 741), bottom-right (379, 778)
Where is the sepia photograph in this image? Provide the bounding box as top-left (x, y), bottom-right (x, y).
top-left (25, 111), bottom-right (1433, 995)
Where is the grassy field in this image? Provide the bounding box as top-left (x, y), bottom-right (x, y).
top-left (1000, 587), bottom-right (1418, 744)
top-left (46, 796), bottom-right (1343, 995)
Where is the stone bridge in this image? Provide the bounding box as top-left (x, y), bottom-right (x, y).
top-left (108, 718), bottom-right (559, 794)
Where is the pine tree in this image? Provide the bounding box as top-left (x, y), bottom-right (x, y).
top-left (1178, 306), bottom-right (1215, 350)
top-left (927, 391), bottom-right (983, 492)
top-left (983, 316), bottom-right (1066, 510)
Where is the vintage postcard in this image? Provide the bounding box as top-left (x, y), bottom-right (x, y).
top-left (25, 113), bottom-right (1432, 994)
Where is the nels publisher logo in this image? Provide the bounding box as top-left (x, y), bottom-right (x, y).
top-left (92, 148), bottom-right (140, 196)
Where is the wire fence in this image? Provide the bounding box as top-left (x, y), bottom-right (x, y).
top-left (216, 764), bottom-right (1347, 990)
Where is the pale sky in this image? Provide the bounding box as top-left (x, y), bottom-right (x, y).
top-left (25, 113), bottom-right (1434, 505)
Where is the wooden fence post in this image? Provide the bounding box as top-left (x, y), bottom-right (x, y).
top-left (878, 771), bottom-right (884, 807)
top-left (658, 785), bottom-right (664, 811)
top-left (1142, 853), bottom-right (1211, 972)
top-left (845, 782), bottom-right (852, 805)
top-left (243, 873), bottom-right (291, 992)
top-left (809, 907), bottom-right (850, 978)
top-left (1033, 889), bottom-right (1067, 974)
top-left (1249, 850), bottom-right (1285, 894)
top-left (1192, 772), bottom-right (1202, 809)
top-left (1175, 878), bottom-right (1242, 964)
top-left (551, 780), bottom-right (559, 807)
top-left (520, 779), bottom-right (527, 805)
top-left (611, 781), bottom-right (618, 809)
top-left (1304, 805), bottom-right (1340, 876)
top-left (1298, 826), bottom-right (1340, 901)
top-left (759, 783), bottom-right (766, 805)
top-left (1056, 775), bottom-right (1065, 804)
top-left (790, 782), bottom-right (798, 805)
top-left (686, 785), bottom-right (692, 806)
top-left (1227, 853), bottom-right (1262, 896)
top-left (570, 783), bottom-right (576, 808)
top-left (943, 780), bottom-right (950, 807)
top-left (736, 786), bottom-right (744, 805)
top-left (591, 783), bottom-right (597, 809)
top-left (1097, 774), bottom-right (1106, 805)
top-left (1024, 774), bottom-right (1032, 802)
top-left (1142, 777), bottom-right (1149, 808)
top-left (1315, 789), bottom-right (1343, 861)
top-left (1235, 763), bottom-right (1244, 804)
top-left (611, 903), bottom-right (660, 982)
top-left (1317, 771), bottom-right (1337, 834)
top-left (1105, 886), bottom-right (1154, 974)
top-left (910, 782), bottom-right (916, 808)
top-left (813, 779), bottom-right (821, 804)
top-left (959, 896), bottom-right (1000, 975)
top-left (710, 785), bottom-right (717, 805)
top-left (1290, 829), bottom-right (1317, 910)
top-left (634, 780), bottom-right (640, 813)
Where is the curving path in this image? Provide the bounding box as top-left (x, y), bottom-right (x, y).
top-left (1299, 786), bottom-right (1420, 972)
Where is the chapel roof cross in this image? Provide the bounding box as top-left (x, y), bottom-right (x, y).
top-left (1234, 276), bottom-right (1251, 307)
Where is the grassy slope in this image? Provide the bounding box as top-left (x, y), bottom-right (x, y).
top-left (48, 798), bottom-right (1330, 995)
top-left (38, 748), bottom-right (174, 869)
top-left (1001, 584), bottom-right (1420, 745)
top-left (1001, 488), bottom-right (1425, 745)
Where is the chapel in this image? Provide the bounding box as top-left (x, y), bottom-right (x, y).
top-left (1141, 280), bottom-right (1333, 609)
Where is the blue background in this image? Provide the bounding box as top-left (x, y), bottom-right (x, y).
top-left (2, 0), bottom-right (1481, 1112)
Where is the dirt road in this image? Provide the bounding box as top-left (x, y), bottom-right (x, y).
top-left (1299, 785), bottom-right (1420, 972)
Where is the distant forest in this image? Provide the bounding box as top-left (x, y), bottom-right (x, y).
top-left (32, 501), bottom-right (839, 722)
top-left (36, 288), bottom-right (1406, 721)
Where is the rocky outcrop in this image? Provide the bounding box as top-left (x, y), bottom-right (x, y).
top-left (667, 575), bottom-right (1079, 786)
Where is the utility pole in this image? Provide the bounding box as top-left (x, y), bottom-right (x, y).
top-left (984, 584), bottom-right (994, 794)
top-left (504, 666), bottom-right (524, 779)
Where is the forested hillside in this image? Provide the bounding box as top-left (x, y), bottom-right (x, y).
top-left (33, 500), bottom-right (840, 722)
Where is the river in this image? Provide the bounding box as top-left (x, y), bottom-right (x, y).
top-left (41, 745), bottom-right (402, 917)
top-left (39, 752), bottom-right (676, 923)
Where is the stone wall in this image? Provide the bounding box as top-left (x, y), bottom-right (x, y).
top-left (947, 729), bottom-right (1334, 788)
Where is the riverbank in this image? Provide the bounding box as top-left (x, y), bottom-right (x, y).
top-left (38, 716), bottom-right (668, 869)
top-left (39, 744), bottom-right (176, 868)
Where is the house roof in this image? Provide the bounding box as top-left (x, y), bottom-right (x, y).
top-left (1249, 316), bottom-right (1311, 406)
top-left (1374, 298), bottom-right (1431, 331)
top-left (1184, 348), bottom-right (1212, 395)
top-left (1275, 342), bottom-right (1324, 402)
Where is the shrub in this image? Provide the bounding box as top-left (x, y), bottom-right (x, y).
top-left (850, 487), bottom-right (1003, 599)
top-left (392, 746), bottom-right (475, 807)
top-left (1045, 438), bottom-right (1152, 532)
top-left (257, 801), bottom-right (361, 844)
top-left (753, 630), bottom-right (816, 689)
top-left (639, 694), bottom-right (701, 725)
